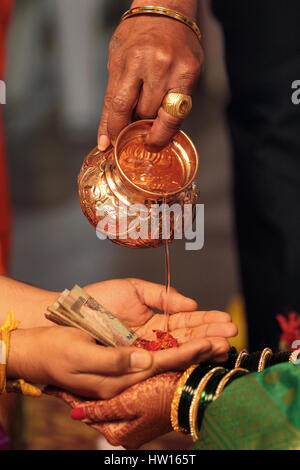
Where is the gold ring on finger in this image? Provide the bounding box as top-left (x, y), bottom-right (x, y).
top-left (162, 92), bottom-right (192, 119)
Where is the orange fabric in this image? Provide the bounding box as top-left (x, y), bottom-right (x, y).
top-left (0, 0), bottom-right (14, 275)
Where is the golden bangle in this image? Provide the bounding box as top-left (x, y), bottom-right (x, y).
top-left (258, 348), bottom-right (273, 372)
top-left (234, 349), bottom-right (249, 368)
top-left (0, 311), bottom-right (42, 397)
top-left (213, 368), bottom-right (249, 400)
top-left (121, 6), bottom-right (202, 43)
top-left (189, 367), bottom-right (225, 442)
top-left (170, 364), bottom-right (198, 434)
top-left (289, 350), bottom-right (300, 364)
top-left (0, 311), bottom-right (20, 394)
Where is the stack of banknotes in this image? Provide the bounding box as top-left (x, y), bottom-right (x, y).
top-left (46, 285), bottom-right (138, 347)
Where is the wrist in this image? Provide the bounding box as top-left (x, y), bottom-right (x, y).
top-left (0, 276), bottom-right (58, 329)
top-left (6, 329), bottom-right (44, 382)
top-left (130, 0), bottom-right (198, 22)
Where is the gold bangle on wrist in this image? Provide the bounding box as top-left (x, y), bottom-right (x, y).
top-left (0, 311), bottom-right (20, 394)
top-left (234, 349), bottom-right (249, 368)
top-left (258, 348), bottom-right (272, 372)
top-left (170, 364), bottom-right (198, 434)
top-left (289, 349), bottom-right (300, 364)
top-left (213, 368), bottom-right (249, 400)
top-left (0, 310), bottom-right (41, 397)
top-left (121, 6), bottom-right (202, 43)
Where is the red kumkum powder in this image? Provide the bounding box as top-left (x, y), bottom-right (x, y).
top-left (133, 330), bottom-right (178, 351)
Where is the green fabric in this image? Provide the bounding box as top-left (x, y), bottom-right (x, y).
top-left (194, 362), bottom-right (300, 450)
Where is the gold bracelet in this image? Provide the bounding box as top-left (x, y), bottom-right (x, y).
top-left (234, 349), bottom-right (249, 368)
top-left (121, 6), bottom-right (202, 43)
top-left (170, 364), bottom-right (198, 434)
top-left (289, 350), bottom-right (300, 364)
top-left (0, 311), bottom-right (20, 394)
top-left (213, 368), bottom-right (249, 400)
top-left (0, 311), bottom-right (42, 397)
top-left (258, 348), bottom-right (272, 372)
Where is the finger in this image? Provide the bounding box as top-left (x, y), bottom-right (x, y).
top-left (43, 387), bottom-right (85, 408)
top-left (168, 310), bottom-right (233, 331)
top-left (74, 344), bottom-right (153, 376)
top-left (135, 83), bottom-right (165, 120)
top-left (71, 371), bottom-right (180, 423)
top-left (74, 338), bottom-right (212, 400)
top-left (152, 337), bottom-right (212, 373)
top-left (107, 71), bottom-right (142, 144)
top-left (144, 107), bottom-right (182, 152)
top-left (129, 278), bottom-right (197, 313)
top-left (213, 352), bottom-right (230, 363)
top-left (98, 72), bottom-right (119, 151)
top-left (206, 337), bottom-right (231, 358)
top-left (71, 396), bottom-right (136, 423)
top-left (92, 421), bottom-right (137, 449)
top-left (173, 322), bottom-right (238, 344)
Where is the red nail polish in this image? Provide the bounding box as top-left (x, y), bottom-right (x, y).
top-left (71, 407), bottom-right (86, 420)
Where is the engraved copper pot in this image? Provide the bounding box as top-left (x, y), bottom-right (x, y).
top-left (78, 120), bottom-right (199, 248)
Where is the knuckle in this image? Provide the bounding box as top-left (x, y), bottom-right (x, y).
top-left (224, 312), bottom-right (233, 322)
top-left (129, 45), bottom-right (144, 64)
top-left (183, 311), bottom-right (193, 329)
top-left (187, 57), bottom-right (202, 77)
top-left (154, 47), bottom-right (172, 69)
top-left (103, 94), bottom-right (113, 110)
top-left (184, 328), bottom-right (193, 342)
top-left (161, 117), bottom-right (180, 133)
top-left (176, 57), bottom-right (202, 86)
top-left (109, 349), bottom-right (125, 372)
top-left (111, 95), bottom-right (131, 114)
top-left (218, 340), bottom-right (230, 354)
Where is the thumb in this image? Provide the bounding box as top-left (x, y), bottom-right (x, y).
top-left (84, 344), bottom-right (153, 376)
top-left (144, 108), bottom-right (182, 152)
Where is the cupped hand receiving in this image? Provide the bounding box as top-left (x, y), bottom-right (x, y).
top-left (85, 277), bottom-right (238, 362)
top-left (98, 4), bottom-right (204, 153)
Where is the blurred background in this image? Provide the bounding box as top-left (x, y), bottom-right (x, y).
top-left (3, 0), bottom-right (241, 450)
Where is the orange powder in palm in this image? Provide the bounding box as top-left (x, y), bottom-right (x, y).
top-left (118, 138), bottom-right (185, 194)
top-left (133, 330), bottom-right (178, 351)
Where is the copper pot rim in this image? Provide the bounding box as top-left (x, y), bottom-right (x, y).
top-left (114, 120), bottom-right (199, 198)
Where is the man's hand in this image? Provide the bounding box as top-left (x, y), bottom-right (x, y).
top-left (85, 278), bottom-right (237, 355)
top-left (8, 326), bottom-right (200, 399)
top-left (98, 0), bottom-right (203, 152)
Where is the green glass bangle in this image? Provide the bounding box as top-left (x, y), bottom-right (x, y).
top-left (189, 367), bottom-right (228, 442)
top-left (268, 351), bottom-right (289, 366)
top-left (177, 364), bottom-right (213, 434)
